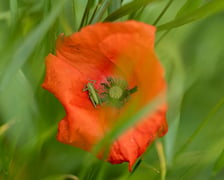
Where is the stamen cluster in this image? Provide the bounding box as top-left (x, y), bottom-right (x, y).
top-left (100, 77), bottom-right (137, 108)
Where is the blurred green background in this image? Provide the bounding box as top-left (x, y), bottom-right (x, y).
top-left (0, 0), bottom-right (224, 179)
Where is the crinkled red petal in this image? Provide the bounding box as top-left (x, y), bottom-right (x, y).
top-left (42, 21), bottom-right (168, 171)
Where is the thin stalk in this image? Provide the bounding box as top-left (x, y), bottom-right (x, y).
top-left (90, 0), bottom-right (112, 24)
top-left (88, 2), bottom-right (101, 24)
top-left (72, 0), bottom-right (78, 31)
top-left (79, 0), bottom-right (92, 30)
top-left (156, 140), bottom-right (167, 180)
top-left (155, 29), bottom-right (171, 46)
top-left (153, 0), bottom-right (174, 25)
top-left (177, 96), bottom-right (224, 156)
top-left (10, 0), bottom-right (18, 28)
top-left (128, 6), bottom-right (145, 20)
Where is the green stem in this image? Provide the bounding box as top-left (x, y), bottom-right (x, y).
top-left (90, 0), bottom-right (112, 24)
top-left (79, 0), bottom-right (92, 30)
top-left (88, 2), bottom-right (101, 24)
top-left (156, 140), bottom-right (167, 180)
top-left (155, 29), bottom-right (171, 46)
top-left (10, 0), bottom-right (18, 29)
top-left (153, 0), bottom-right (174, 25)
top-left (177, 96), bottom-right (224, 156)
top-left (72, 0), bottom-right (78, 31)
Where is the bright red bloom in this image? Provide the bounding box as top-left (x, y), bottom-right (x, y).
top-left (42, 21), bottom-right (168, 171)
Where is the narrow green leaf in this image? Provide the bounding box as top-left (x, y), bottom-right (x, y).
top-left (0, 70), bottom-right (38, 144)
top-left (79, 0), bottom-right (95, 29)
top-left (72, 0), bottom-right (78, 30)
top-left (0, 121), bottom-right (14, 136)
top-left (176, 0), bottom-right (202, 18)
top-left (153, 0), bottom-right (174, 25)
top-left (43, 0), bottom-right (51, 17)
top-left (155, 0), bottom-right (201, 44)
top-left (104, 0), bottom-right (157, 21)
top-left (90, 0), bottom-right (113, 24)
top-left (158, 0), bottom-right (224, 31)
top-left (0, 0), bottom-right (65, 90)
top-left (157, 40), bottom-right (185, 165)
top-left (128, 6), bottom-right (145, 20)
top-left (155, 29), bottom-right (170, 45)
top-left (212, 148), bottom-right (224, 176)
top-left (130, 159), bottom-right (142, 175)
top-left (108, 0), bottom-right (122, 14)
top-left (177, 96), bottom-right (224, 156)
top-left (10, 0), bottom-right (18, 27)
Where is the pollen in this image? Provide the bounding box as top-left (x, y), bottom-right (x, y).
top-left (109, 86), bottom-right (123, 99)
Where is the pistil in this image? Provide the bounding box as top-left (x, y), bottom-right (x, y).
top-left (109, 86), bottom-right (123, 99)
top-left (100, 77), bottom-right (138, 108)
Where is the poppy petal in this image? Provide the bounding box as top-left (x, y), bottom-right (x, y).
top-left (108, 104), bottom-right (167, 171)
top-left (42, 21), bottom-right (168, 171)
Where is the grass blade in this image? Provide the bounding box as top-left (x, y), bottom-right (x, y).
top-left (9, 0), bottom-right (18, 28)
top-left (72, 0), bottom-right (78, 30)
top-left (108, 0), bottom-right (122, 14)
top-left (155, 0), bottom-right (202, 44)
top-left (104, 0), bottom-right (157, 21)
top-left (176, 0), bottom-right (202, 17)
top-left (79, 0), bottom-right (95, 29)
top-left (212, 148), bottom-right (224, 177)
top-left (0, 0), bottom-right (65, 90)
top-left (177, 96), bottom-right (224, 156)
top-left (158, 0), bottom-right (224, 31)
top-left (90, 0), bottom-right (113, 24)
top-left (0, 121), bottom-right (14, 136)
top-left (153, 0), bottom-right (174, 25)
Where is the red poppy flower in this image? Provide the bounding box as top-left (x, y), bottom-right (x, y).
top-left (42, 21), bottom-right (168, 171)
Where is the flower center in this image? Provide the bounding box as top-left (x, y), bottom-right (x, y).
top-left (84, 77), bottom-right (137, 108)
top-left (100, 77), bottom-right (138, 108)
top-left (109, 86), bottom-right (123, 99)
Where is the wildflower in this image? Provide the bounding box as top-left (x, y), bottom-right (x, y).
top-left (42, 21), bottom-right (168, 171)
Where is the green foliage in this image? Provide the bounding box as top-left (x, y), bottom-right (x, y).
top-left (213, 148), bottom-right (224, 177)
top-left (175, 0), bottom-right (202, 17)
top-left (104, 0), bottom-right (157, 21)
top-left (90, 0), bottom-right (113, 24)
top-left (158, 0), bottom-right (224, 31)
top-left (108, 0), bottom-right (122, 14)
top-left (1, 0), bottom-right (224, 180)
